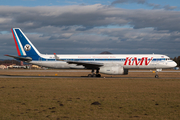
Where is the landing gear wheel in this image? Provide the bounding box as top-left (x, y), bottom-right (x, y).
top-left (155, 75), bottom-right (159, 78)
top-left (88, 74), bottom-right (92, 77)
top-left (96, 74), bottom-right (101, 77)
top-left (88, 68), bottom-right (101, 77)
top-left (92, 74), bottom-right (96, 77)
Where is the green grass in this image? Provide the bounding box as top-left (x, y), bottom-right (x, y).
top-left (0, 78), bottom-right (180, 120)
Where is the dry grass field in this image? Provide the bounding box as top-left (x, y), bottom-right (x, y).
top-left (0, 70), bottom-right (180, 120)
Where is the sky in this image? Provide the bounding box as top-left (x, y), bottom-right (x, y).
top-left (0, 0), bottom-right (180, 59)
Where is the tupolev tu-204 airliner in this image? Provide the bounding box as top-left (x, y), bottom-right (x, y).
top-left (5, 28), bottom-right (177, 78)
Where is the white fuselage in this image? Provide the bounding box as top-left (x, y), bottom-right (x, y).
top-left (29, 54), bottom-right (176, 69)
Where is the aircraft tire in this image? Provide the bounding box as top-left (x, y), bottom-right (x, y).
top-left (155, 75), bottom-right (159, 78)
top-left (92, 74), bottom-right (96, 77)
top-left (96, 74), bottom-right (101, 77)
top-left (88, 74), bottom-right (92, 77)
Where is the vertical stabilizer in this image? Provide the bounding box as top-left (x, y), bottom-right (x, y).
top-left (11, 28), bottom-right (41, 60)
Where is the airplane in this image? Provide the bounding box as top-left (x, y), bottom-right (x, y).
top-left (5, 28), bottom-right (177, 78)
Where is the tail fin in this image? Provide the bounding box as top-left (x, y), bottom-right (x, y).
top-left (11, 28), bottom-right (41, 60)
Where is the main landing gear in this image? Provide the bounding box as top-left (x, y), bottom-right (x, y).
top-left (88, 69), bottom-right (101, 77)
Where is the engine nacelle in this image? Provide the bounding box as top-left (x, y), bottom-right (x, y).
top-left (99, 66), bottom-right (128, 75)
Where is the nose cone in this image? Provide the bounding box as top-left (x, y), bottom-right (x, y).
top-left (173, 61), bottom-right (177, 67)
top-left (169, 61), bottom-right (177, 68)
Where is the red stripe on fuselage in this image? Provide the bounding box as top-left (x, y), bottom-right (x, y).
top-left (11, 28), bottom-right (21, 56)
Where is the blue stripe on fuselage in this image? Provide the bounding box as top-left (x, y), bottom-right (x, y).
top-left (31, 58), bottom-right (166, 61)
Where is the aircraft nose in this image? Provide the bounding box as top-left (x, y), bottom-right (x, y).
top-left (169, 61), bottom-right (177, 67)
top-left (173, 61), bottom-right (177, 67)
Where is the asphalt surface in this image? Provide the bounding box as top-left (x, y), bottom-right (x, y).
top-left (0, 74), bottom-right (180, 79)
top-left (0, 69), bottom-right (180, 79)
top-left (1, 69), bottom-right (180, 72)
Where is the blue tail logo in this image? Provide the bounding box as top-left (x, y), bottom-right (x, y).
top-left (24, 44), bottom-right (31, 51)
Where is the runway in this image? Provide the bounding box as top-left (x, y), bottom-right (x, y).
top-left (1, 69), bottom-right (180, 72)
top-left (1, 74), bottom-right (180, 79)
top-left (0, 69), bottom-right (91, 72)
top-left (0, 69), bottom-right (180, 79)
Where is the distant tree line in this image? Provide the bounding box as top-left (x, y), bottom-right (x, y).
top-left (173, 56), bottom-right (180, 67)
top-left (0, 60), bottom-right (21, 65)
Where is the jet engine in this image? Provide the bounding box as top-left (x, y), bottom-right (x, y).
top-left (99, 66), bottom-right (128, 75)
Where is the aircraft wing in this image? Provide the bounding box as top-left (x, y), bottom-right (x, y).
top-left (65, 61), bottom-right (103, 69)
top-left (54, 53), bottom-right (103, 69)
top-left (5, 55), bottom-right (32, 61)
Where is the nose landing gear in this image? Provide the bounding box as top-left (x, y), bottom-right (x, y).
top-left (154, 69), bottom-right (162, 78)
top-left (155, 74), bottom-right (159, 78)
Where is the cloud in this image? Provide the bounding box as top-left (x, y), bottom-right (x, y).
top-left (147, 4), bottom-right (177, 10)
top-left (111, 0), bottom-right (146, 5)
top-left (147, 3), bottom-right (161, 9)
top-left (0, 5), bottom-right (180, 59)
top-left (163, 5), bottom-right (177, 10)
top-left (0, 5), bottom-right (180, 31)
top-left (111, 0), bottom-right (178, 10)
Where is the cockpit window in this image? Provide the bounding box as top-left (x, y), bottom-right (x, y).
top-left (166, 58), bottom-right (170, 60)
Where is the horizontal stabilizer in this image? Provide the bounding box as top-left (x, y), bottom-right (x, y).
top-left (5, 55), bottom-right (32, 61)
